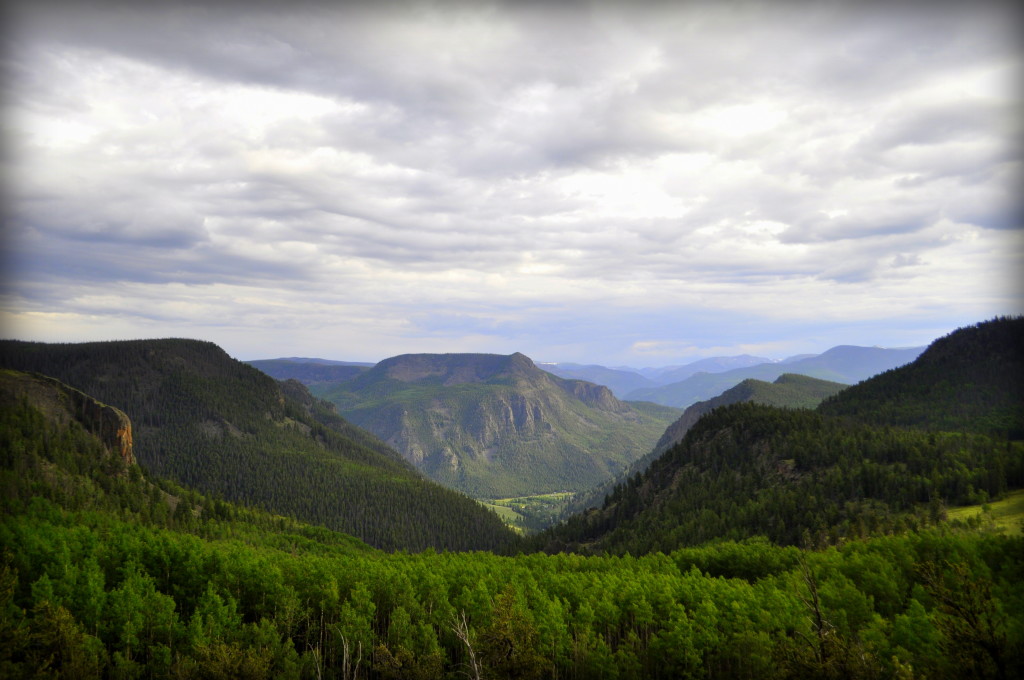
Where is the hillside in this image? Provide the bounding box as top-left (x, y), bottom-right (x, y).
top-left (817, 316), bottom-right (1024, 437)
top-left (651, 373), bottom-right (847, 457)
top-left (537, 318), bottom-right (1024, 555)
top-left (5, 380), bottom-right (1022, 678)
top-left (0, 339), bottom-right (518, 552)
top-left (0, 368), bottom-right (374, 555)
top-left (313, 352), bottom-right (681, 497)
top-left (625, 345), bottom-right (925, 408)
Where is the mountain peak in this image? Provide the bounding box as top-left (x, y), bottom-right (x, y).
top-left (371, 352), bottom-right (540, 386)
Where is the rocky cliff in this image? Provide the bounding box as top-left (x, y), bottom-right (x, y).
top-left (314, 353), bottom-right (680, 497)
top-left (0, 369), bottom-right (134, 465)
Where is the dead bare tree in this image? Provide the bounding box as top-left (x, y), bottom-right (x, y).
top-left (450, 610), bottom-right (483, 680)
top-left (339, 632), bottom-right (363, 680)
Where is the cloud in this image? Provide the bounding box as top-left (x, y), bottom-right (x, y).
top-left (2, 0), bottom-right (1020, 365)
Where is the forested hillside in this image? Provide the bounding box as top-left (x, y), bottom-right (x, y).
top-left (314, 352), bottom-right (680, 497)
top-left (3, 370), bottom-right (1022, 678)
top-left (818, 315), bottom-right (1024, 437)
top-left (537, 318), bottom-right (1024, 555)
top-left (651, 373), bottom-right (847, 459)
top-left (555, 374), bottom-right (848, 523)
top-left (0, 340), bottom-right (517, 552)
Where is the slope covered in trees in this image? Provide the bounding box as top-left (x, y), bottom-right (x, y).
top-left (3, 374), bottom-right (1022, 678)
top-left (537, 318), bottom-right (1024, 555)
top-left (651, 373), bottom-right (847, 459)
top-left (818, 316), bottom-right (1024, 438)
top-left (314, 352), bottom-right (680, 497)
top-left (0, 340), bottom-right (517, 552)
top-left (553, 374), bottom-right (848, 524)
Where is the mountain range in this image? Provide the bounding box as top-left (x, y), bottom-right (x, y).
top-left (247, 358), bottom-right (372, 384)
top-left (307, 352), bottom-right (680, 498)
top-left (623, 345), bottom-right (926, 407)
top-left (536, 318), bottom-right (1024, 555)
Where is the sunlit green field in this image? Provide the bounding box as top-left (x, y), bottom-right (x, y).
top-left (480, 491), bottom-right (576, 533)
top-left (947, 488), bottom-right (1024, 536)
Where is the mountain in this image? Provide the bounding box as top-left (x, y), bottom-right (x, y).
top-left (625, 345), bottom-right (926, 407)
top-left (0, 339), bottom-right (518, 552)
top-left (273, 357), bottom-right (375, 366)
top-left (313, 352), bottom-right (682, 498)
top-left (654, 354), bottom-right (776, 384)
top-left (817, 316), bottom-right (1024, 438)
top-left (537, 362), bottom-right (658, 398)
top-left (650, 373), bottom-right (847, 459)
top-left (247, 358), bottom-right (372, 384)
top-left (553, 373), bottom-right (847, 522)
top-left (541, 355), bottom-right (774, 397)
top-left (0, 367), bottom-right (375, 551)
top-left (537, 318), bottom-right (1024, 555)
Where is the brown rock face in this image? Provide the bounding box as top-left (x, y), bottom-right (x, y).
top-left (0, 370), bottom-right (135, 465)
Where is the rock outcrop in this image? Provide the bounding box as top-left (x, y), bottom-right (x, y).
top-left (315, 352), bottom-right (680, 497)
top-left (0, 369), bottom-right (134, 465)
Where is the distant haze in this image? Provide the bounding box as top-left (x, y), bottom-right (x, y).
top-left (2, 1), bottom-right (1020, 366)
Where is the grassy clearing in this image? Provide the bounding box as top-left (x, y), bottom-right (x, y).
top-left (946, 488), bottom-right (1024, 536)
top-left (479, 492), bottom-right (576, 533)
top-left (479, 501), bottom-right (527, 533)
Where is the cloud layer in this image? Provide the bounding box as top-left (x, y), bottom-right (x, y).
top-left (3, 1), bottom-right (1021, 364)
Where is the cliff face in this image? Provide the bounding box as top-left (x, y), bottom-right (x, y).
top-left (0, 370), bottom-right (134, 465)
top-left (67, 385), bottom-right (135, 465)
top-left (315, 353), bottom-right (678, 497)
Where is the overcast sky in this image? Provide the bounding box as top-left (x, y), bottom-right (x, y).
top-left (2, 0), bottom-right (1021, 366)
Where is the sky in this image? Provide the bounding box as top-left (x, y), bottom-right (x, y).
top-left (2, 0), bottom-right (1021, 367)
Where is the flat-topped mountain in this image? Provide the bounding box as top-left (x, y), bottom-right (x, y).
top-left (368, 351), bottom-right (542, 386)
top-left (314, 352), bottom-right (680, 498)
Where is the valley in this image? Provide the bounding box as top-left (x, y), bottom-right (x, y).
top-left (479, 491), bottom-right (576, 533)
top-left (1, 318), bottom-right (1022, 679)
top-left (303, 352), bottom-right (682, 498)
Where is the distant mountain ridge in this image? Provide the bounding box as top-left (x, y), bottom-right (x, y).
top-left (247, 358), bottom-right (371, 384)
top-left (625, 345), bottom-right (926, 407)
top-left (536, 362), bottom-right (658, 397)
top-left (314, 352), bottom-right (681, 498)
top-left (651, 373), bottom-right (848, 458)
